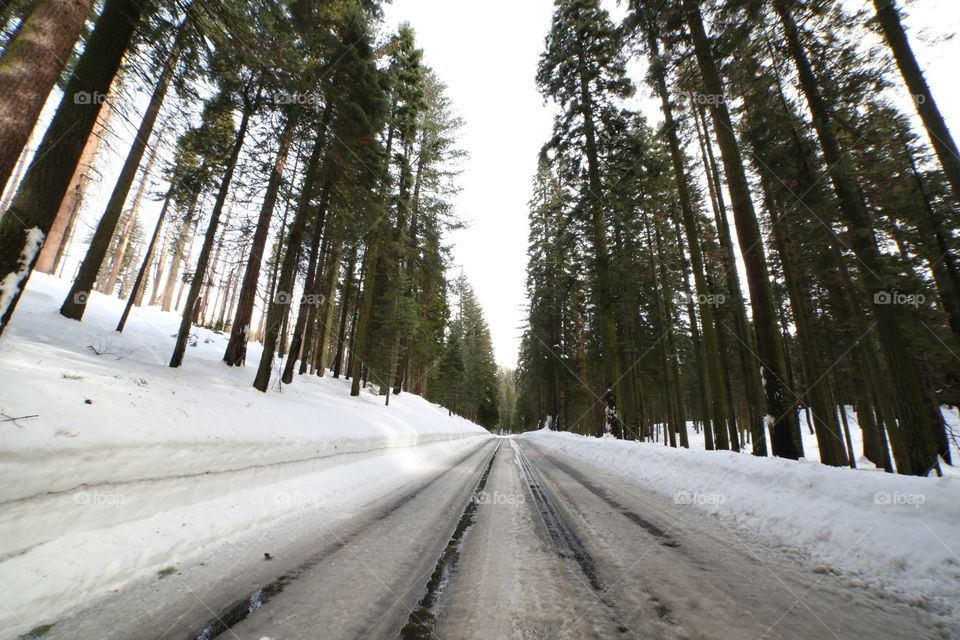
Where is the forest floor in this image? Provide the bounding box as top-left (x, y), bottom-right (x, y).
top-left (1, 274), bottom-right (958, 639)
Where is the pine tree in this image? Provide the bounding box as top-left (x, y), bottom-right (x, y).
top-left (0, 0), bottom-right (93, 193)
top-left (871, 0), bottom-right (960, 203)
top-left (0, 0), bottom-right (149, 334)
top-left (537, 0), bottom-right (634, 437)
top-left (772, 0), bottom-right (937, 475)
top-left (682, 0), bottom-right (801, 459)
top-left (61, 8), bottom-right (192, 320)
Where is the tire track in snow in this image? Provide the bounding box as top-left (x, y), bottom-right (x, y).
top-left (513, 444), bottom-right (603, 591)
top-left (532, 448), bottom-right (681, 549)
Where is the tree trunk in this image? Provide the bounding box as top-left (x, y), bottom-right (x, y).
top-left (60, 11), bottom-right (186, 320)
top-left (0, 0), bottom-right (145, 335)
top-left (282, 176), bottom-right (331, 384)
top-left (197, 203), bottom-right (232, 324)
top-left (350, 235), bottom-right (382, 396)
top-left (693, 104), bottom-right (767, 454)
top-left (224, 106), bottom-right (298, 365)
top-left (774, 0), bottom-right (937, 475)
top-left (160, 199), bottom-right (196, 312)
top-left (253, 110), bottom-right (331, 391)
top-left (894, 124), bottom-right (960, 335)
top-left (116, 186), bottom-right (171, 331)
top-left (872, 0), bottom-right (960, 203)
top-left (0, 138), bottom-right (30, 216)
top-left (0, 0), bottom-right (93, 194)
top-left (575, 28), bottom-right (624, 437)
top-left (683, 0), bottom-right (800, 459)
top-left (35, 100), bottom-right (113, 274)
top-left (642, 17), bottom-right (727, 451)
top-left (103, 138), bottom-right (158, 295)
top-left (332, 244), bottom-right (357, 379)
top-left (170, 91), bottom-right (253, 368)
top-left (148, 209), bottom-right (174, 305)
top-left (315, 233), bottom-right (342, 375)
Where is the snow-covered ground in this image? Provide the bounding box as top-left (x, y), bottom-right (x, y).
top-left (0, 273), bottom-right (489, 638)
top-left (523, 428), bottom-right (960, 625)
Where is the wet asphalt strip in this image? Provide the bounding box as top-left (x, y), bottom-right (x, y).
top-left (398, 440), bottom-right (501, 639)
top-left (180, 439), bottom-right (495, 640)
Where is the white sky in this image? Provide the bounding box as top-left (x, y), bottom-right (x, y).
top-left (381, 0), bottom-right (960, 369)
top-left (381, 1), bottom-right (556, 369)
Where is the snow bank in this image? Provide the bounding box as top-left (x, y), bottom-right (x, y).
top-left (523, 429), bottom-right (960, 621)
top-left (0, 273), bottom-right (489, 637)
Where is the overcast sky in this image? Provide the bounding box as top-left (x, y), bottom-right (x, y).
top-left (381, 0), bottom-right (960, 369)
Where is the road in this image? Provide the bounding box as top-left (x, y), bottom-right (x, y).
top-left (42, 436), bottom-right (945, 639)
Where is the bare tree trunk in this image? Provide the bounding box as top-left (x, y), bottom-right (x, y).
top-left (0, 0), bottom-right (93, 194)
top-left (61, 10), bottom-right (186, 320)
top-left (0, 0), bottom-right (145, 335)
top-left (35, 100), bottom-right (113, 273)
top-left (170, 89), bottom-right (253, 368)
top-left (116, 187), bottom-right (171, 332)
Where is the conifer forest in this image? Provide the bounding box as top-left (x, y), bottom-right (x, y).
top-left (1, 1), bottom-right (959, 638)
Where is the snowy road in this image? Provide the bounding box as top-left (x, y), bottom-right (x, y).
top-left (39, 437), bottom-right (944, 640)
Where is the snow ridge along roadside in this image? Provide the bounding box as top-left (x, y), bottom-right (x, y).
top-left (0, 273), bottom-right (490, 638)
